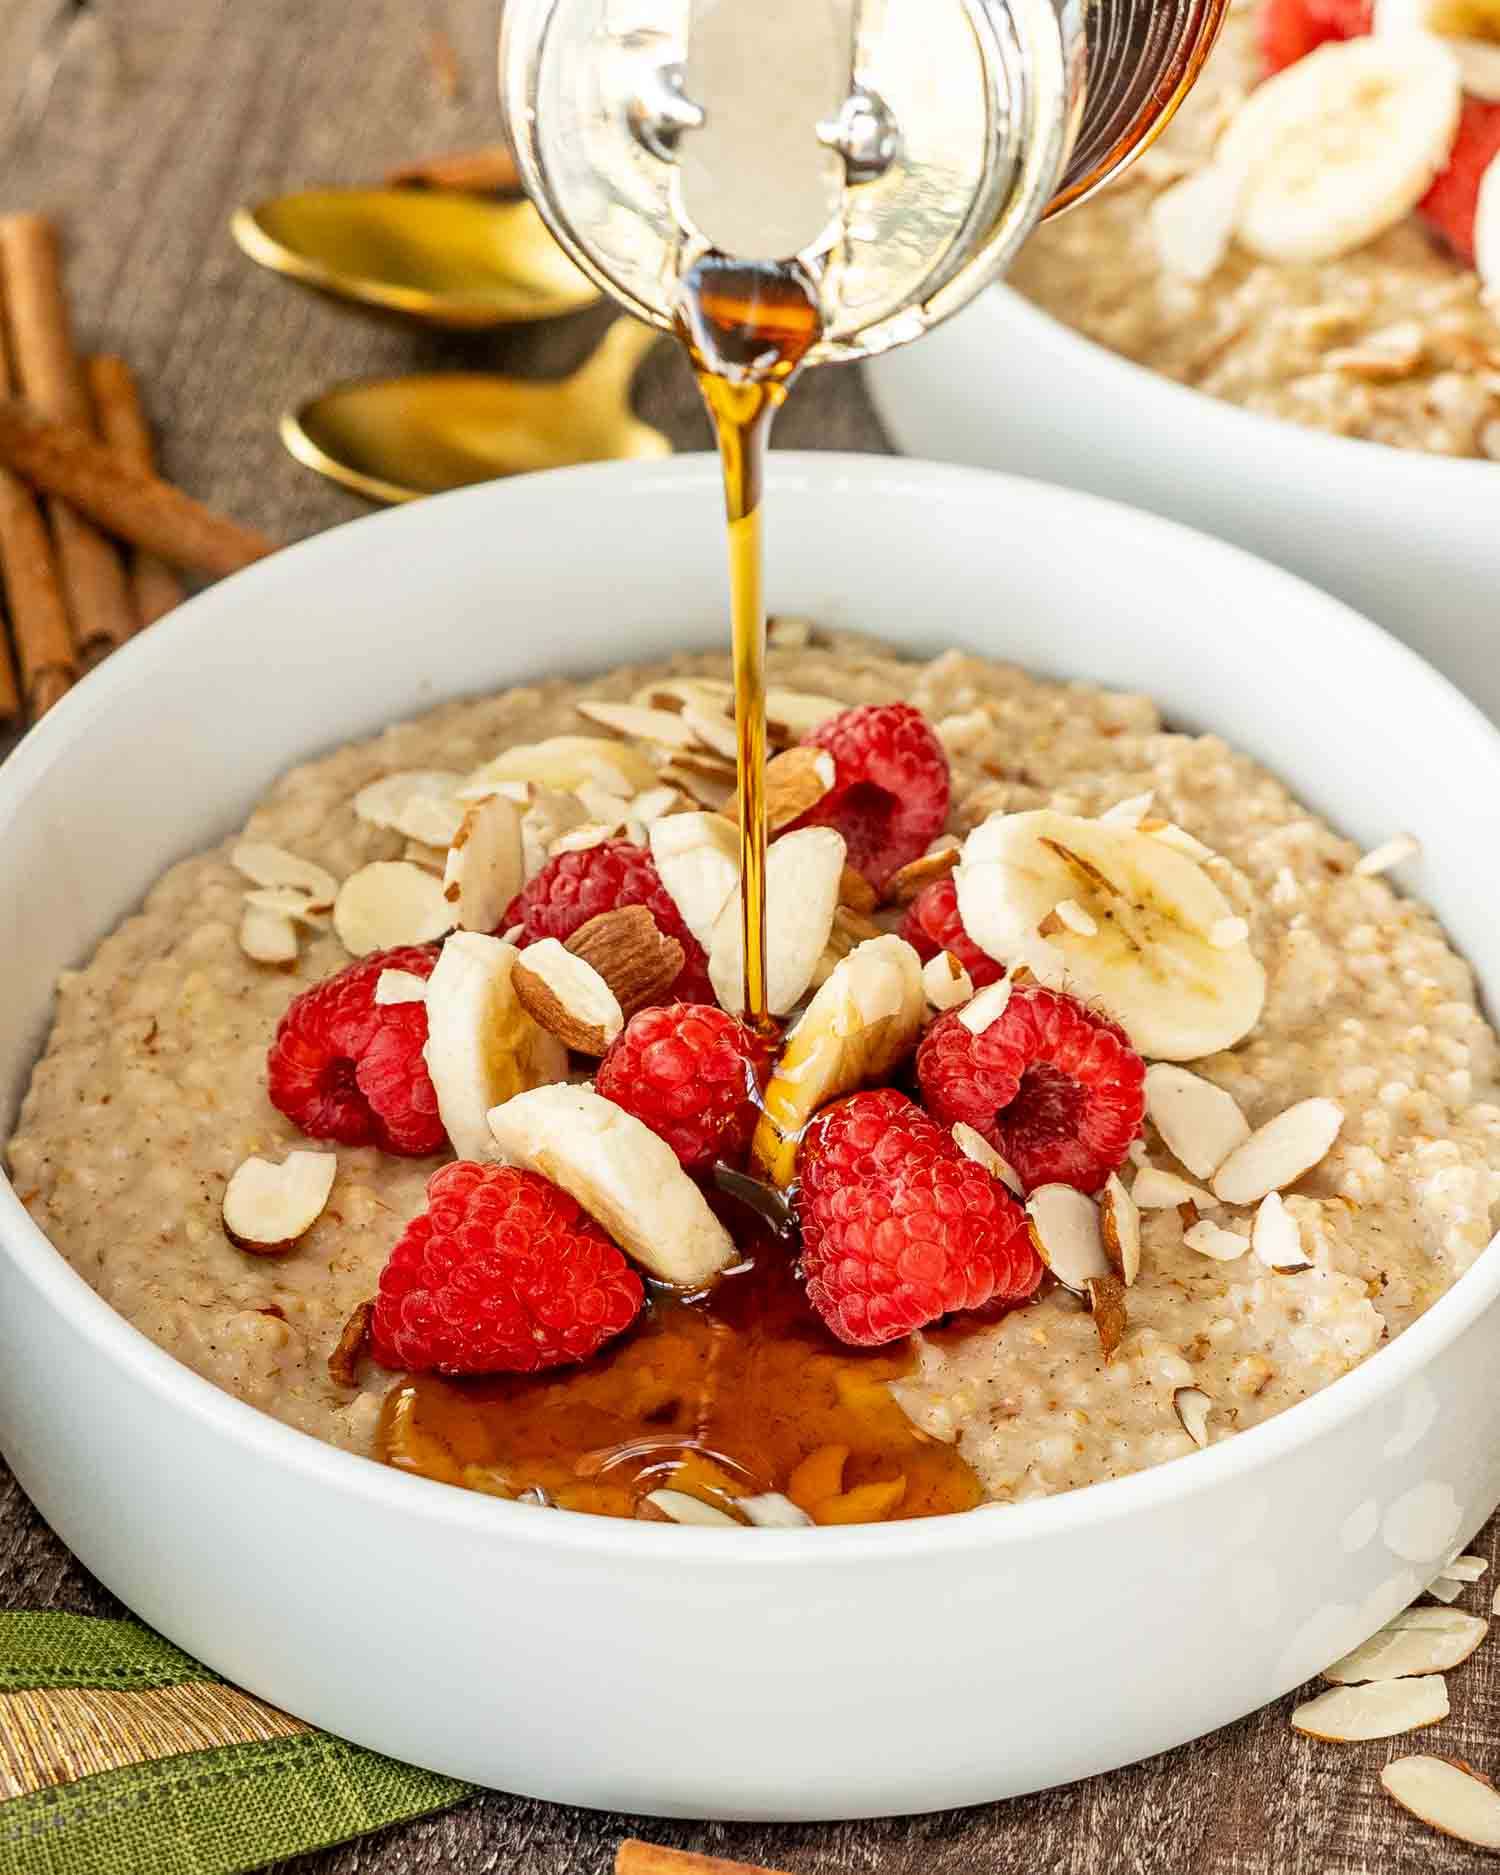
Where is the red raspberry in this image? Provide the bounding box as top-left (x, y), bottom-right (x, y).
top-left (504, 838), bottom-right (712, 1004)
top-left (898, 875), bottom-right (1006, 990)
top-left (595, 1003), bottom-right (773, 1171)
top-left (370, 1162), bottom-right (643, 1375)
top-left (1259, 0), bottom-right (1371, 74)
top-left (796, 1088), bottom-right (1041, 1347)
top-left (1419, 98), bottom-right (1500, 264)
top-left (917, 985), bottom-right (1144, 1194)
top-left (266, 944), bottom-right (444, 1156)
top-left (792, 703), bottom-right (951, 890)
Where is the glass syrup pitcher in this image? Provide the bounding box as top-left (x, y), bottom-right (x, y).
top-left (498, 0), bottom-right (1226, 364)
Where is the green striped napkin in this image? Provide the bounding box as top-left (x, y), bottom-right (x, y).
top-left (0, 1615), bottom-right (474, 1874)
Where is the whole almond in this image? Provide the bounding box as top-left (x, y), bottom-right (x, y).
top-left (564, 906), bottom-right (684, 1018)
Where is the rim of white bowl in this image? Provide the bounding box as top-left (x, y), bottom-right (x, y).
top-left (986, 282), bottom-right (1500, 485)
top-left (2, 451), bottom-right (1498, 1565)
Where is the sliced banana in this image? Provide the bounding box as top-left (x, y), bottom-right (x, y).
top-left (709, 826), bottom-right (846, 1018)
top-left (954, 809), bottom-right (1265, 1061)
top-left (468, 734), bottom-right (659, 798)
top-left (1477, 146), bottom-right (1500, 304)
top-left (422, 933), bottom-right (568, 1160)
top-left (487, 1083), bottom-right (735, 1287)
top-left (750, 934), bottom-right (925, 1186)
top-left (1375, 0), bottom-right (1500, 99)
top-left (1216, 37), bottom-right (1461, 264)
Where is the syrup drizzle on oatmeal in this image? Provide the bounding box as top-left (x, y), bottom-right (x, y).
top-left (373, 261), bottom-right (984, 1524)
top-left (378, 1223), bottom-right (982, 1521)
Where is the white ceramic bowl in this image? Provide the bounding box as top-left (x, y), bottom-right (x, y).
top-left (2, 455), bottom-right (1499, 1821)
top-left (867, 287), bottom-right (1500, 726)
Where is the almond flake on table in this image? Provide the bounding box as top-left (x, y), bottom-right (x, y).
top-left (1292, 1675), bottom-right (1448, 1742)
top-left (1440, 1555), bottom-right (1490, 1582)
top-left (1322, 1608), bottom-right (1488, 1683)
top-left (1381, 1755), bottom-right (1500, 1851)
top-left (1354, 832), bottom-right (1421, 876)
top-left (1426, 1574), bottom-right (1467, 1604)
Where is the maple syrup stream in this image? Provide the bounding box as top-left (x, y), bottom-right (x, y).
top-left (378, 260), bottom-right (983, 1522)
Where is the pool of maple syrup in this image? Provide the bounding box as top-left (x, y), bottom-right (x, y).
top-left (376, 255), bottom-right (984, 1524)
top-left (379, 1218), bottom-right (982, 1522)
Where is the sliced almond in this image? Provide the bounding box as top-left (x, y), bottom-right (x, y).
top-left (488, 1083), bottom-right (735, 1286)
top-left (443, 793), bottom-right (525, 933)
top-left (222, 1150), bottom-right (336, 1255)
top-left (837, 864), bottom-right (879, 917)
top-left (763, 688), bottom-right (843, 744)
top-left (455, 777), bottom-right (531, 806)
top-left (550, 822), bottom-right (620, 856)
top-left (422, 933), bottom-right (568, 1159)
top-left (720, 745), bottom-right (835, 836)
top-left (1087, 1272), bottom-right (1128, 1359)
top-left (1099, 1173), bottom-right (1141, 1285)
top-left (1173, 1386), bottom-right (1213, 1448)
top-left (472, 734), bottom-right (658, 798)
top-left (1053, 898), bottom-right (1099, 937)
top-left (1098, 791), bottom-right (1155, 829)
top-left (681, 704), bottom-right (739, 762)
top-left (631, 677), bottom-right (732, 716)
top-left (1183, 1219), bottom-right (1249, 1261)
top-left (402, 841), bottom-right (447, 874)
top-left (333, 861), bottom-right (452, 956)
top-left (882, 842), bottom-right (961, 907)
top-left (643, 1489), bottom-right (741, 1527)
top-left (239, 903), bottom-right (299, 965)
top-left (574, 779), bottom-right (635, 825)
top-left (650, 812), bottom-right (742, 950)
top-left (352, 771), bottom-right (466, 847)
top-left (1145, 1064), bottom-right (1252, 1179)
top-left (739, 1491), bottom-right (814, 1528)
top-left (923, 950), bottom-right (974, 1013)
top-left (751, 935), bottom-right (925, 1185)
top-left (1323, 1608), bottom-right (1489, 1683)
top-left (374, 968), bottom-right (429, 1005)
top-left (242, 888), bottom-right (328, 927)
top-left (1025, 1185), bottom-right (1110, 1292)
top-left (710, 827), bottom-right (846, 1017)
top-left (1133, 1166), bottom-right (1216, 1210)
top-left (951, 1122), bottom-right (1025, 1197)
top-left (628, 784), bottom-right (683, 826)
top-left (576, 699), bottom-right (699, 749)
top-left (564, 906), bottom-right (685, 1019)
top-left (1211, 1098), bottom-right (1345, 1205)
top-left (662, 761), bottom-right (734, 810)
top-left (767, 615), bottom-right (814, 649)
top-left (1355, 831), bottom-right (1421, 877)
top-left (1292, 1677), bottom-right (1448, 1742)
top-left (1381, 1757), bottom-right (1500, 1850)
top-left (230, 842), bottom-right (338, 908)
top-left (1251, 1191), bottom-right (1311, 1271)
top-left (1427, 1574), bottom-right (1466, 1604)
top-left (328, 1299), bottom-right (373, 1389)
top-left (512, 940), bottom-right (623, 1055)
top-left (519, 787), bottom-right (591, 881)
top-left (1440, 1554), bottom-right (1489, 1583)
top-left (957, 977), bottom-right (1013, 1036)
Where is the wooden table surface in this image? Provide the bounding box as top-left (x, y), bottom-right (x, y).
top-left (4, 3), bottom-right (1499, 1871)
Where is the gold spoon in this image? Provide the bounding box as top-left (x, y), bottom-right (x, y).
top-left (230, 187), bottom-right (598, 330)
top-left (281, 317), bottom-right (672, 504)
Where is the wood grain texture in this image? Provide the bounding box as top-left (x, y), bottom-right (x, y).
top-left (3, 4), bottom-right (1499, 1873)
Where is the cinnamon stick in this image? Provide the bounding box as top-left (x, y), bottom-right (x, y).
top-left (0, 256), bottom-right (75, 720)
top-left (386, 145), bottom-right (521, 194)
top-left (0, 397), bottom-right (276, 577)
top-left (0, 215), bottom-right (138, 665)
top-left (615, 1844), bottom-right (788, 1875)
top-left (85, 355), bottom-right (186, 626)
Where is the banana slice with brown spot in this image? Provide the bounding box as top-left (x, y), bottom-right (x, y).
top-left (954, 809), bottom-right (1264, 1061)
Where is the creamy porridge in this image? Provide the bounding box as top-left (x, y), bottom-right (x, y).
top-left (1012, 1), bottom-right (1500, 457)
top-left (8, 631), bottom-right (1499, 1520)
